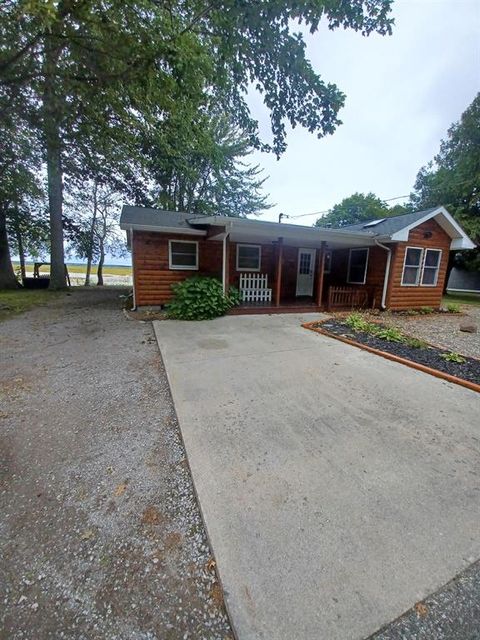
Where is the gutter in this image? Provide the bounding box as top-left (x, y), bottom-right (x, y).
top-left (130, 226), bottom-right (137, 310)
top-left (374, 239), bottom-right (392, 310)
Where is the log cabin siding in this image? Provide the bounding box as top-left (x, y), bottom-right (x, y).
top-left (133, 231), bottom-right (222, 306)
top-left (386, 219), bottom-right (451, 310)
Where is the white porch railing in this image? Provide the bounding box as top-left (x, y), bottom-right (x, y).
top-left (239, 273), bottom-right (272, 303)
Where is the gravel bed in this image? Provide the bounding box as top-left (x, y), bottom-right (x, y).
top-left (366, 306), bottom-right (480, 360)
top-left (319, 320), bottom-right (480, 385)
top-left (0, 289), bottom-right (232, 640)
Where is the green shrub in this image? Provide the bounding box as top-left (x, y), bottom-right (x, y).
top-left (446, 303), bottom-right (461, 314)
top-left (374, 326), bottom-right (405, 342)
top-left (440, 351), bottom-right (466, 364)
top-left (166, 277), bottom-right (240, 320)
top-left (404, 336), bottom-right (428, 349)
top-left (344, 313), bottom-right (377, 333)
top-left (419, 306), bottom-right (434, 315)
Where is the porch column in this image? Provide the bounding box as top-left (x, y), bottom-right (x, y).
top-left (315, 241), bottom-right (326, 307)
top-left (222, 233), bottom-right (230, 294)
top-left (275, 237), bottom-right (283, 307)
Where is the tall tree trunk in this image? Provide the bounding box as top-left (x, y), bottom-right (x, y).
top-left (84, 182), bottom-right (98, 286)
top-left (43, 36), bottom-right (66, 290)
top-left (14, 213), bottom-right (26, 280)
top-left (96, 237), bottom-right (104, 286)
top-left (0, 205), bottom-right (18, 289)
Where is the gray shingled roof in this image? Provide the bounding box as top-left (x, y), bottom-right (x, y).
top-left (339, 208), bottom-right (439, 235)
top-left (120, 204), bottom-right (443, 238)
top-left (120, 206), bottom-right (207, 230)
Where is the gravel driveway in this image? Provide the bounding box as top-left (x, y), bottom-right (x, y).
top-left (0, 289), bottom-right (232, 639)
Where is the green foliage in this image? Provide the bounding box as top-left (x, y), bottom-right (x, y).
top-left (166, 277), bottom-right (239, 320)
top-left (418, 306), bottom-right (434, 315)
top-left (440, 351), bottom-right (466, 364)
top-left (404, 336), bottom-right (429, 349)
top-left (344, 312), bottom-right (376, 332)
top-left (315, 192), bottom-right (404, 228)
top-left (374, 326), bottom-right (405, 342)
top-left (446, 303), bottom-right (461, 313)
top-left (410, 93), bottom-right (480, 269)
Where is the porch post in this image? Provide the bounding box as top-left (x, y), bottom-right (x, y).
top-left (315, 241), bottom-right (326, 307)
top-left (275, 237), bottom-right (283, 307)
top-left (222, 233), bottom-right (230, 294)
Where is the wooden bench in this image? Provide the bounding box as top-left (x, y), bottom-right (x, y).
top-left (327, 286), bottom-right (369, 311)
top-left (239, 273), bottom-right (272, 303)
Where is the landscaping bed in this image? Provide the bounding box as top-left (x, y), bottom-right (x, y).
top-left (310, 315), bottom-right (480, 387)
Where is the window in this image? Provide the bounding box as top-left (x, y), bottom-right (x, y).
top-left (236, 244), bottom-right (261, 271)
top-left (324, 250), bottom-right (332, 274)
top-left (421, 249), bottom-right (442, 286)
top-left (401, 247), bottom-right (423, 285)
top-left (168, 240), bottom-right (198, 270)
top-left (347, 248), bottom-right (369, 284)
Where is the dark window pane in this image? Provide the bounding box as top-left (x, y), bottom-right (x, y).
top-left (238, 246), bottom-right (260, 269)
top-left (421, 268), bottom-right (437, 285)
top-left (424, 250), bottom-right (441, 267)
top-left (402, 266), bottom-right (419, 285)
top-left (405, 248), bottom-right (422, 266)
top-left (170, 242), bottom-right (197, 267)
top-left (348, 249), bottom-right (368, 282)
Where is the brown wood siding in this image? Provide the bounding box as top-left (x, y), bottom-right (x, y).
top-left (386, 219), bottom-right (451, 310)
top-left (323, 246), bottom-right (387, 307)
top-left (133, 231), bottom-right (222, 306)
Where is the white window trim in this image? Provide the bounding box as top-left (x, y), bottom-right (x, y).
top-left (236, 243), bottom-right (261, 272)
top-left (324, 250), bottom-right (332, 274)
top-left (347, 248), bottom-right (369, 285)
top-left (401, 246), bottom-right (424, 287)
top-left (420, 248), bottom-right (442, 287)
top-left (168, 239), bottom-right (199, 270)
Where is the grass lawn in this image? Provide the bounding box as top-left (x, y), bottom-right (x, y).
top-left (0, 289), bottom-right (63, 322)
top-left (443, 292), bottom-right (480, 307)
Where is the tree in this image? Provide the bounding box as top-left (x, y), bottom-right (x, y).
top-left (315, 192), bottom-right (394, 228)
top-left (1, 0), bottom-right (394, 288)
top-left (411, 93), bottom-right (480, 280)
top-left (148, 115), bottom-right (272, 216)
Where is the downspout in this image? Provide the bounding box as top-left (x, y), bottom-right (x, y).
top-left (130, 226), bottom-right (137, 310)
top-left (374, 239), bottom-right (392, 310)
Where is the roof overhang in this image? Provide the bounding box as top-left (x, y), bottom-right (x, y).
top-left (120, 222), bottom-right (206, 236)
top-left (187, 216), bottom-right (378, 249)
top-left (389, 206), bottom-right (476, 250)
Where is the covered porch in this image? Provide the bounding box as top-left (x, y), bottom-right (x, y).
top-left (187, 215), bottom-right (387, 313)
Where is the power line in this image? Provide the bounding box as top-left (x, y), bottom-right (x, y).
top-left (286, 193), bottom-right (411, 220)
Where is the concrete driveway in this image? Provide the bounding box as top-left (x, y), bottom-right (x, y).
top-left (154, 313), bottom-right (480, 640)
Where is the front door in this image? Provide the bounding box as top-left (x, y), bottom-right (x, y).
top-left (296, 248), bottom-right (316, 296)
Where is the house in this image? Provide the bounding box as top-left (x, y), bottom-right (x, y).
top-left (120, 205), bottom-right (475, 312)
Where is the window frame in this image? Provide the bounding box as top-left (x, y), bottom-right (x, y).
top-left (323, 250), bottom-right (332, 274)
top-left (236, 243), bottom-right (262, 272)
top-left (168, 239), bottom-right (199, 271)
top-left (420, 248), bottom-right (442, 287)
top-left (346, 248), bottom-right (369, 285)
top-left (401, 246), bottom-right (424, 287)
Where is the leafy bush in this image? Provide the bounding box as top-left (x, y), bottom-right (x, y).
top-left (166, 277), bottom-right (240, 320)
top-left (404, 336), bottom-right (428, 349)
top-left (344, 312), bottom-right (378, 333)
top-left (374, 326), bottom-right (405, 342)
top-left (440, 351), bottom-right (466, 364)
top-left (446, 303), bottom-right (461, 314)
top-left (419, 306), bottom-right (434, 315)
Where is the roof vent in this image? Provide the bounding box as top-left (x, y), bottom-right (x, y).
top-left (363, 218), bottom-right (386, 228)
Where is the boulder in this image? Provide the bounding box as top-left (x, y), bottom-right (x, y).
top-left (459, 322), bottom-right (477, 333)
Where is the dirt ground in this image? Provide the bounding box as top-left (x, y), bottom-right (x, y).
top-left (0, 289), bottom-right (232, 640)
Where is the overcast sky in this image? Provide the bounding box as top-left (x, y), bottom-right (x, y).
top-left (248, 0), bottom-right (480, 226)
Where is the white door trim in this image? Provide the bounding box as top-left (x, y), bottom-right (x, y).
top-left (296, 248), bottom-right (316, 296)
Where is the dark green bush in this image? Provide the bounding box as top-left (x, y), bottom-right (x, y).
top-left (166, 276), bottom-right (240, 320)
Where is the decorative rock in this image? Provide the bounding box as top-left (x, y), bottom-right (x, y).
top-left (459, 323), bottom-right (477, 333)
